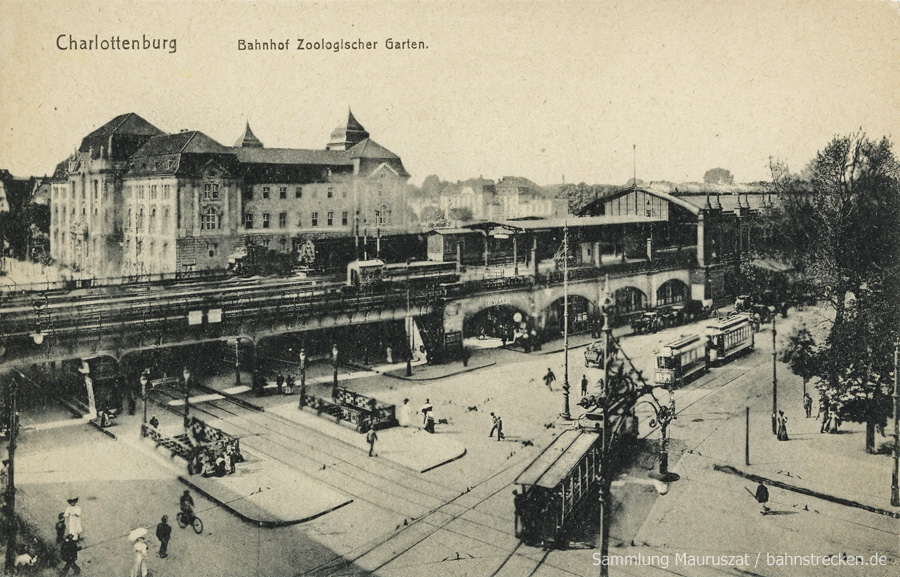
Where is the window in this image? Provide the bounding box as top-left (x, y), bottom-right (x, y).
top-left (327, 187), bottom-right (334, 198)
top-left (295, 186), bottom-right (303, 199)
top-left (203, 183), bottom-right (219, 200)
top-left (138, 185), bottom-right (145, 199)
top-left (127, 209), bottom-right (132, 229)
top-left (163, 207), bottom-right (170, 229)
top-left (262, 212), bottom-right (270, 228)
top-left (163, 184), bottom-right (170, 199)
top-left (150, 185), bottom-right (157, 200)
top-left (279, 187), bottom-right (287, 199)
top-left (342, 189), bottom-right (348, 198)
top-left (244, 212), bottom-right (254, 229)
top-left (262, 186), bottom-right (270, 199)
top-left (341, 211), bottom-right (349, 226)
top-left (311, 212), bottom-right (318, 227)
top-left (279, 212), bottom-right (287, 228)
top-left (93, 180), bottom-right (99, 200)
top-left (150, 207), bottom-right (157, 231)
top-left (327, 211), bottom-right (334, 226)
top-left (202, 207), bottom-right (219, 230)
top-left (296, 212), bottom-right (302, 227)
top-left (137, 207), bottom-right (144, 230)
top-left (125, 186), bottom-right (132, 199)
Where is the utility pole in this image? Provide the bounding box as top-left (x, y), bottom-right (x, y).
top-left (4, 375), bottom-right (18, 574)
top-left (891, 341), bottom-right (899, 507)
top-left (772, 313), bottom-right (778, 435)
top-left (598, 299), bottom-right (612, 577)
top-left (745, 406), bottom-right (751, 466)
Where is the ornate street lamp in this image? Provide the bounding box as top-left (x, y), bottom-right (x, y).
top-left (140, 372), bottom-right (149, 436)
top-left (639, 385), bottom-right (680, 493)
top-left (182, 367), bottom-right (192, 428)
top-left (331, 344), bottom-right (339, 398)
top-left (299, 348), bottom-right (307, 409)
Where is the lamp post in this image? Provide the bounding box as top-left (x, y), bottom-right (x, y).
top-left (772, 312), bottom-right (778, 435)
top-left (298, 348), bottom-right (307, 409)
top-left (331, 344), bottom-right (339, 398)
top-left (233, 338), bottom-right (241, 387)
top-left (641, 385), bottom-right (679, 486)
top-left (182, 367), bottom-right (192, 428)
top-left (891, 341), bottom-right (899, 507)
top-left (560, 222), bottom-right (571, 420)
top-left (3, 374), bottom-right (19, 575)
top-left (140, 372), bottom-right (149, 436)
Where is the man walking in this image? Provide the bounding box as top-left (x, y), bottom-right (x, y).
top-left (495, 415), bottom-right (505, 441)
top-left (754, 482), bottom-right (770, 514)
top-left (543, 368), bottom-right (556, 390)
top-left (366, 428), bottom-right (378, 457)
top-left (60, 534), bottom-right (82, 575)
top-left (581, 374), bottom-right (588, 396)
top-left (803, 393), bottom-right (812, 418)
top-left (489, 413), bottom-right (499, 438)
top-left (156, 515), bottom-right (171, 558)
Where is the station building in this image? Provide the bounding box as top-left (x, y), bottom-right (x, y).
top-left (48, 110), bottom-right (411, 277)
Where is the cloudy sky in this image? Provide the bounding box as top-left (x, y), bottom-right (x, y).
top-left (1, 0), bottom-right (898, 185)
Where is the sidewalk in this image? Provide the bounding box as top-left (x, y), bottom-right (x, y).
top-left (267, 403), bottom-right (467, 473)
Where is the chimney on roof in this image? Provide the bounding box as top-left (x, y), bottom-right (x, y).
top-left (180, 129), bottom-right (189, 133)
top-left (704, 192), bottom-right (712, 210)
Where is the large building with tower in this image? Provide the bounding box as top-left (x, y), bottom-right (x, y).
top-left (48, 110), bottom-right (411, 278)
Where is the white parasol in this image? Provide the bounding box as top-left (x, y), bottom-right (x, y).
top-left (128, 527), bottom-right (148, 542)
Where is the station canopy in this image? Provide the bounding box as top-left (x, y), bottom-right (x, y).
top-left (465, 214), bottom-right (665, 237)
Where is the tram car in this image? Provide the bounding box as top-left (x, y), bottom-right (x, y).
top-left (654, 334), bottom-right (709, 388)
top-left (513, 429), bottom-right (602, 548)
top-left (705, 313), bottom-right (754, 365)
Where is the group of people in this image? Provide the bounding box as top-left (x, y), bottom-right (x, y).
top-left (55, 498), bottom-right (83, 575)
top-left (186, 417), bottom-right (244, 477)
top-left (252, 372), bottom-right (297, 396)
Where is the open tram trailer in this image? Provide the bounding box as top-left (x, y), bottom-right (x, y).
top-left (654, 334), bottom-right (709, 387)
top-left (705, 313), bottom-right (754, 364)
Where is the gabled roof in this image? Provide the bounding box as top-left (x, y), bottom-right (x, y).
top-left (232, 147), bottom-right (353, 166)
top-left (602, 186), bottom-right (702, 215)
top-left (347, 138), bottom-right (400, 160)
top-left (80, 113), bottom-right (165, 143)
top-left (132, 131), bottom-right (229, 157)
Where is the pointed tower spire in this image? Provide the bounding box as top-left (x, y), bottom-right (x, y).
top-left (234, 121), bottom-right (264, 148)
top-left (327, 108), bottom-right (370, 151)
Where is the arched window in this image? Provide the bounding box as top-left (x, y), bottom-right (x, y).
top-left (150, 207), bottom-right (157, 232)
top-left (202, 206), bottom-right (219, 230)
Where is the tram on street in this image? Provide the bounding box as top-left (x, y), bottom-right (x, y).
top-left (705, 314), bottom-right (754, 365)
top-left (654, 334), bottom-right (709, 388)
top-left (514, 410), bottom-right (634, 549)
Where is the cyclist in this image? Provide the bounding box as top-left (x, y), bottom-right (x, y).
top-left (180, 490), bottom-right (195, 522)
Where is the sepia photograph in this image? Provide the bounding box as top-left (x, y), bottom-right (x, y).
top-left (0, 1), bottom-right (899, 575)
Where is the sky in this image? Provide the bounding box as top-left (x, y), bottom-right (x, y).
top-left (1, 0), bottom-right (899, 186)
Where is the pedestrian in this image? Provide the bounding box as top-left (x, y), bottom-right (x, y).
top-left (276, 373), bottom-right (284, 395)
top-left (495, 415), bottom-right (505, 441)
top-left (386, 345), bottom-right (393, 364)
top-left (754, 482), bottom-right (770, 515)
top-left (285, 374), bottom-right (295, 395)
top-left (462, 348), bottom-right (470, 367)
top-left (149, 415), bottom-right (159, 429)
top-left (776, 410), bottom-right (789, 441)
top-left (131, 536), bottom-right (149, 577)
top-left (56, 512), bottom-right (66, 544)
top-left (581, 374), bottom-right (588, 396)
top-left (366, 428), bottom-right (378, 457)
top-left (397, 398), bottom-right (411, 427)
top-left (421, 399), bottom-right (433, 426)
top-left (489, 412), bottom-right (498, 438)
top-left (60, 534), bottom-right (82, 575)
top-left (64, 498), bottom-right (82, 541)
top-left (0, 459), bottom-right (8, 496)
top-left (156, 515), bottom-right (171, 558)
top-left (803, 393), bottom-right (812, 418)
top-left (543, 368), bottom-right (556, 390)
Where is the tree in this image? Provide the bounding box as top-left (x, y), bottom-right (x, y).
top-left (447, 207), bottom-right (473, 222)
top-left (419, 205), bottom-right (445, 225)
top-left (703, 168), bottom-right (735, 185)
top-left (767, 133), bottom-right (900, 452)
top-left (780, 326), bottom-right (819, 398)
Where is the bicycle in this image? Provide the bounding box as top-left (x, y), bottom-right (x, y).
top-left (176, 509), bottom-right (204, 534)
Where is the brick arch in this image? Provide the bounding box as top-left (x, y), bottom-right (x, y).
top-left (655, 278), bottom-right (689, 306)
